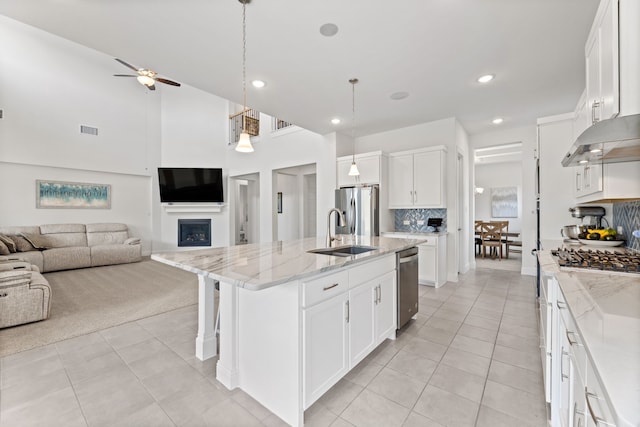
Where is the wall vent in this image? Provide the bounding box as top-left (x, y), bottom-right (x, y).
top-left (80, 125), bottom-right (98, 136)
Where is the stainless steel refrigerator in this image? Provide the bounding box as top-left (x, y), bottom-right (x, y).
top-left (335, 186), bottom-right (379, 236)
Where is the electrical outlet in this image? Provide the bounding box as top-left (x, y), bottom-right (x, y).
top-left (403, 220), bottom-right (410, 225)
top-left (417, 220), bottom-right (424, 225)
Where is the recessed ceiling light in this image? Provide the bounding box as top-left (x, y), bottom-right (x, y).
top-left (251, 80), bottom-right (265, 88)
top-left (579, 160), bottom-right (588, 164)
top-left (331, 118), bottom-right (341, 125)
top-left (477, 74), bottom-right (495, 83)
top-left (319, 23), bottom-right (339, 37)
top-left (390, 91), bottom-right (409, 100)
top-left (492, 118), bottom-right (503, 124)
top-left (590, 148), bottom-right (602, 153)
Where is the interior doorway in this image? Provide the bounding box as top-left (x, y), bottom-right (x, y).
top-left (473, 142), bottom-right (523, 271)
top-left (230, 173), bottom-right (260, 245)
top-left (273, 164), bottom-right (317, 241)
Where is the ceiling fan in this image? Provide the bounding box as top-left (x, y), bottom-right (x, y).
top-left (113, 58), bottom-right (181, 90)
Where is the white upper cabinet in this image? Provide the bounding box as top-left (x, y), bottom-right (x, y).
top-left (388, 147), bottom-right (446, 209)
top-left (337, 151), bottom-right (385, 188)
top-left (585, 0), bottom-right (619, 124)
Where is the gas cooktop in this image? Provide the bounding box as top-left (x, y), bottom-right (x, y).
top-left (551, 247), bottom-right (640, 274)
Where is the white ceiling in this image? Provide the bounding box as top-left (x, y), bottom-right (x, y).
top-left (0, 0), bottom-right (599, 137)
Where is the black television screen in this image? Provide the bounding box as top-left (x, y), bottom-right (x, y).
top-left (158, 167), bottom-right (224, 203)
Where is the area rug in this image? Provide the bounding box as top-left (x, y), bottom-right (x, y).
top-left (0, 258), bottom-right (198, 357)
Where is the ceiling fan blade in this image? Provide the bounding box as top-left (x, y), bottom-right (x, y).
top-left (148, 84), bottom-right (156, 91)
top-left (113, 74), bottom-right (138, 77)
top-left (155, 78), bottom-right (181, 87)
top-left (115, 58), bottom-right (140, 72)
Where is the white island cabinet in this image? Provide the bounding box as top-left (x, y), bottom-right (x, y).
top-left (152, 235), bottom-right (420, 427)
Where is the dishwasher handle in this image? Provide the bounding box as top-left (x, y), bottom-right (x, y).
top-left (399, 254), bottom-right (419, 264)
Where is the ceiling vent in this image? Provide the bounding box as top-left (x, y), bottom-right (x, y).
top-left (80, 125), bottom-right (98, 136)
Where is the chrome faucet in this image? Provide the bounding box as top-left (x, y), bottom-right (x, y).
top-left (327, 208), bottom-right (346, 247)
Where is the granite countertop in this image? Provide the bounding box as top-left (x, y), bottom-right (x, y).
top-left (382, 230), bottom-right (448, 236)
top-left (151, 235), bottom-right (425, 291)
top-left (539, 250), bottom-right (640, 427)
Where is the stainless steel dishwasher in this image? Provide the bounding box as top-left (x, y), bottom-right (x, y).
top-left (397, 246), bottom-right (419, 329)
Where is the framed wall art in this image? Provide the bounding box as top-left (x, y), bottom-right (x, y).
top-left (490, 186), bottom-right (517, 218)
top-left (36, 180), bottom-right (111, 209)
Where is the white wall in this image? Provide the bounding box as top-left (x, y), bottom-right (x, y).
top-left (470, 125), bottom-right (537, 276)
top-left (0, 16), bottom-right (158, 254)
top-left (475, 161), bottom-right (523, 232)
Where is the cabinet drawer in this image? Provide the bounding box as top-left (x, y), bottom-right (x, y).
top-left (302, 270), bottom-right (348, 308)
top-left (348, 254), bottom-right (395, 288)
top-left (418, 236), bottom-right (437, 247)
top-left (585, 364), bottom-right (617, 427)
top-left (557, 290), bottom-right (586, 382)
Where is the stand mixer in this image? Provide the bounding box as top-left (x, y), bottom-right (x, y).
top-left (568, 206), bottom-right (606, 229)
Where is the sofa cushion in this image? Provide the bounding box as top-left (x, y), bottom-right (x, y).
top-left (13, 252), bottom-right (44, 273)
top-left (19, 233), bottom-right (51, 250)
top-left (0, 235), bottom-right (16, 253)
top-left (0, 240), bottom-right (9, 256)
top-left (39, 224), bottom-right (87, 248)
top-left (90, 244), bottom-right (142, 267)
top-left (0, 270), bottom-right (51, 329)
top-left (0, 226), bottom-right (40, 236)
top-left (39, 224), bottom-right (86, 234)
top-left (86, 223), bottom-right (129, 246)
top-left (42, 247), bottom-right (91, 272)
top-left (9, 235), bottom-right (36, 252)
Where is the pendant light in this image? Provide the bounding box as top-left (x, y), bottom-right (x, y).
top-left (347, 78), bottom-right (360, 176)
top-left (235, 0), bottom-right (254, 153)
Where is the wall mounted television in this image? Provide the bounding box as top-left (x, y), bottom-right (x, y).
top-left (158, 167), bottom-right (224, 203)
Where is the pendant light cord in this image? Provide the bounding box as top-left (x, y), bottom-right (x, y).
top-left (242, 1), bottom-right (247, 117)
top-left (350, 78), bottom-right (358, 163)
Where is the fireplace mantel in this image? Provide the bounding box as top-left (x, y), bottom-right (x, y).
top-left (162, 203), bottom-right (225, 213)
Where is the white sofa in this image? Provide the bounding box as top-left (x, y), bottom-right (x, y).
top-left (0, 223), bottom-right (141, 273)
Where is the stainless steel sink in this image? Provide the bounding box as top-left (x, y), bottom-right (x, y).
top-left (307, 245), bottom-right (377, 257)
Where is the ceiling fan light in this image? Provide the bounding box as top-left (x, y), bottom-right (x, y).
top-left (348, 161), bottom-right (360, 176)
top-left (236, 131), bottom-right (254, 153)
top-left (137, 75), bottom-right (155, 86)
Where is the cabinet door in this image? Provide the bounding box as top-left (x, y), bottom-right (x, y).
top-left (585, 32), bottom-right (601, 125)
top-left (388, 154), bottom-right (414, 208)
top-left (581, 163), bottom-right (603, 197)
top-left (413, 150), bottom-right (444, 208)
top-left (337, 155), bottom-right (381, 187)
top-left (303, 292), bottom-right (349, 408)
top-left (348, 281), bottom-right (376, 367)
top-left (599, 0), bottom-right (619, 120)
top-left (374, 271), bottom-right (396, 344)
top-left (573, 91), bottom-right (590, 141)
top-left (558, 323), bottom-right (573, 427)
top-left (337, 158), bottom-right (357, 188)
top-left (418, 244), bottom-right (436, 284)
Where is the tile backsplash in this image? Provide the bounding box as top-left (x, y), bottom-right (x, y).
top-left (394, 209), bottom-right (447, 232)
top-left (613, 200), bottom-right (639, 251)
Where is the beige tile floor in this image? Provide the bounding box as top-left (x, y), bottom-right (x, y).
top-left (0, 266), bottom-right (546, 427)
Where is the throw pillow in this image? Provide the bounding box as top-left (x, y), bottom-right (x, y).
top-left (0, 239), bottom-right (9, 256)
top-left (19, 233), bottom-right (51, 250)
top-left (10, 235), bottom-right (37, 252)
top-left (0, 234), bottom-right (17, 253)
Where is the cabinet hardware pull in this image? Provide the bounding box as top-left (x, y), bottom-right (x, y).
top-left (557, 301), bottom-right (567, 309)
top-left (566, 330), bottom-right (579, 346)
top-left (585, 388), bottom-right (608, 426)
top-left (574, 402), bottom-right (584, 427)
top-left (591, 100), bottom-right (600, 124)
top-left (377, 285), bottom-right (381, 304)
top-left (561, 349), bottom-right (569, 380)
top-left (345, 301), bottom-right (350, 323)
top-left (323, 283), bottom-right (339, 291)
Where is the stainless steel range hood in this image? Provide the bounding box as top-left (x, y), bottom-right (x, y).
top-left (562, 113), bottom-right (640, 167)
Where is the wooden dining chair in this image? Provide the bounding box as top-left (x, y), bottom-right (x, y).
top-left (474, 220), bottom-right (483, 255)
top-left (491, 221), bottom-right (510, 259)
top-left (480, 222), bottom-right (503, 260)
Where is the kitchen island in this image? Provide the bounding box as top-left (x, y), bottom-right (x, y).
top-left (152, 234), bottom-right (424, 427)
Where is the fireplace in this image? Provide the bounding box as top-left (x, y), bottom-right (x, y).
top-left (178, 219), bottom-right (211, 247)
